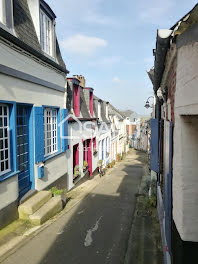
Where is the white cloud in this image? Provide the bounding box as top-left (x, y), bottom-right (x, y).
top-left (112, 77), bottom-right (121, 83)
top-left (60, 34), bottom-right (107, 56)
top-left (47, 0), bottom-right (116, 26)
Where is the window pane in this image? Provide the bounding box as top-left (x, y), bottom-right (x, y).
top-left (0, 129), bottom-right (3, 138)
top-left (1, 162), bottom-right (4, 172)
top-left (5, 160), bottom-right (9, 170)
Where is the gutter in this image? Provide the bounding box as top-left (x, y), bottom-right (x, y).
top-left (154, 29), bottom-right (173, 92)
top-left (0, 27), bottom-right (69, 74)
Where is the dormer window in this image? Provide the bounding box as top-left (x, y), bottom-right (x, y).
top-left (0, 0), bottom-right (13, 28)
top-left (40, 0), bottom-right (56, 57)
top-left (40, 10), bottom-right (53, 56)
top-left (0, 0), bottom-right (5, 25)
top-left (90, 91), bottom-right (93, 117)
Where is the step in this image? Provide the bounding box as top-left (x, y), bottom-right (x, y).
top-left (18, 191), bottom-right (52, 220)
top-left (29, 196), bottom-right (62, 225)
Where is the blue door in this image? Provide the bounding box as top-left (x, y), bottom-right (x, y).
top-left (17, 105), bottom-right (31, 197)
top-left (150, 119), bottom-right (160, 173)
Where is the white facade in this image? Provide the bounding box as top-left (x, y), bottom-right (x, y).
top-left (173, 42), bottom-right (198, 242)
top-left (66, 121), bottom-right (98, 190)
top-left (0, 1), bottom-right (68, 228)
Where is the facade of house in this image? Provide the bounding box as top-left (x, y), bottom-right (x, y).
top-left (66, 77), bottom-right (98, 190)
top-left (95, 97), bottom-right (111, 166)
top-left (0, 0), bottom-right (69, 228)
top-left (109, 105), bottom-right (129, 160)
top-left (149, 4), bottom-right (198, 263)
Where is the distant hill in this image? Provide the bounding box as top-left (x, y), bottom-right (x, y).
top-left (119, 110), bottom-right (150, 122)
top-left (119, 110), bottom-right (134, 118)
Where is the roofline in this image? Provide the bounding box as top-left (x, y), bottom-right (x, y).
top-left (0, 28), bottom-right (69, 74)
top-left (40, 0), bottom-right (56, 19)
top-left (84, 87), bottom-right (94, 91)
top-left (170, 3), bottom-right (198, 30)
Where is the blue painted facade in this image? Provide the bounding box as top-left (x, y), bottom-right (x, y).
top-left (0, 102), bottom-right (69, 197)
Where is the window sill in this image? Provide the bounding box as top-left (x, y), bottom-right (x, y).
top-left (0, 170), bottom-right (20, 182)
top-left (43, 151), bottom-right (63, 162)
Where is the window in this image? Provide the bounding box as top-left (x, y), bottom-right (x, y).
top-left (40, 10), bottom-right (53, 56)
top-left (0, 0), bottom-right (5, 24)
top-left (0, 104), bottom-right (10, 175)
top-left (44, 108), bottom-right (57, 156)
top-left (83, 140), bottom-right (88, 162)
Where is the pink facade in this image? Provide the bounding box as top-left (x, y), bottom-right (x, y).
top-left (90, 91), bottom-right (93, 116)
top-left (73, 84), bottom-right (80, 116)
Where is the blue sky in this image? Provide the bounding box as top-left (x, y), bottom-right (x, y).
top-left (47, 0), bottom-right (197, 115)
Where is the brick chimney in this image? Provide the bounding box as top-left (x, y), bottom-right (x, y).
top-left (73, 75), bottom-right (86, 88)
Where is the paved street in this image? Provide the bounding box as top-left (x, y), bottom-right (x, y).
top-left (2, 150), bottom-right (144, 264)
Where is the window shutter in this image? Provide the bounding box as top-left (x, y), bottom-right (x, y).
top-left (61, 109), bottom-right (68, 152)
top-left (34, 107), bottom-right (44, 163)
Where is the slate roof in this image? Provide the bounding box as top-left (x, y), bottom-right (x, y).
top-left (109, 103), bottom-right (124, 120)
top-left (0, 0), bottom-right (67, 73)
top-left (79, 88), bottom-right (90, 119)
top-left (101, 101), bottom-right (109, 123)
top-left (93, 97), bottom-right (98, 118)
top-left (14, 0), bottom-right (41, 52)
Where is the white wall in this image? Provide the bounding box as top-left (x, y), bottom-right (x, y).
top-left (173, 115), bottom-right (198, 242)
top-left (173, 42), bottom-right (198, 242)
top-left (35, 153), bottom-right (67, 191)
top-left (0, 42), bottom-right (65, 87)
top-left (0, 74), bottom-right (65, 107)
top-left (0, 175), bottom-right (18, 210)
top-left (66, 121), bottom-right (99, 190)
top-left (175, 43), bottom-right (198, 115)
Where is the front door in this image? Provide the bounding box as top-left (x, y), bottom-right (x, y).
top-left (17, 105), bottom-right (31, 197)
top-left (87, 139), bottom-right (92, 176)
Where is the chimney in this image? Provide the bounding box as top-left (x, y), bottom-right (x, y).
top-left (73, 75), bottom-right (86, 88)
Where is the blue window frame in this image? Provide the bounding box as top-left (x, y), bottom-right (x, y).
top-left (0, 100), bottom-right (19, 182)
top-left (35, 106), bottom-right (64, 163)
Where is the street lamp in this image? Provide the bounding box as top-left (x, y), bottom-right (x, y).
top-left (144, 96), bottom-right (154, 109)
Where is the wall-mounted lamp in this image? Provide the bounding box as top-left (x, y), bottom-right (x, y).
top-left (144, 96), bottom-right (154, 109)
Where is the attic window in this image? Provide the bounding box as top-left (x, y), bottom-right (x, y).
top-left (0, 0), bottom-right (6, 24)
top-left (40, 10), bottom-right (53, 56)
top-left (0, 0), bottom-right (13, 28)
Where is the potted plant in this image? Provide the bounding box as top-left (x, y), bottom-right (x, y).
top-left (117, 154), bottom-right (121, 162)
top-left (73, 165), bottom-right (80, 179)
top-left (83, 160), bottom-right (88, 172)
top-left (97, 160), bottom-right (103, 167)
top-left (51, 187), bottom-right (67, 206)
top-left (93, 148), bottom-right (98, 155)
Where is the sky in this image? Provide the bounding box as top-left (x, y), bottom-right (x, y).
top-left (46, 0), bottom-right (197, 115)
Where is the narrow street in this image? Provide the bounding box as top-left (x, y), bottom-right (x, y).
top-left (2, 150), bottom-right (145, 264)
